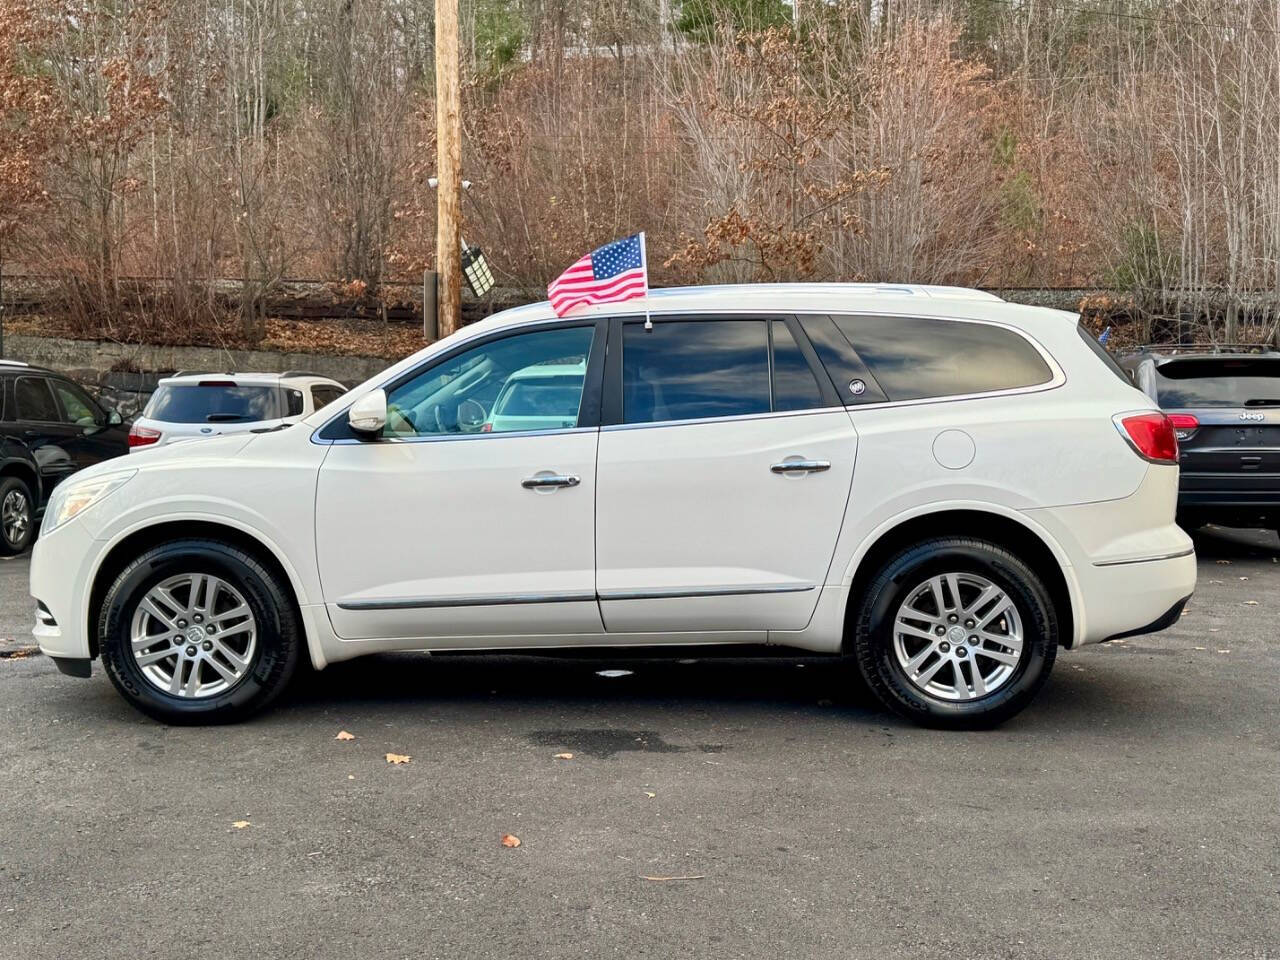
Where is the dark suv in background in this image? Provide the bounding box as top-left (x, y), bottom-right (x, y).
top-left (0, 360), bottom-right (130, 554)
top-left (1120, 345), bottom-right (1280, 537)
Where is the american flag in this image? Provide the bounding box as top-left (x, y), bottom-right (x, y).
top-left (547, 233), bottom-right (648, 317)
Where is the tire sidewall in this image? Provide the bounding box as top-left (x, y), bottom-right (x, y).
top-left (0, 476), bottom-right (34, 555)
top-left (854, 539), bottom-right (1058, 728)
top-left (99, 540), bottom-right (299, 724)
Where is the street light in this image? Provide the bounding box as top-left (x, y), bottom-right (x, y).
top-left (427, 176), bottom-right (493, 298)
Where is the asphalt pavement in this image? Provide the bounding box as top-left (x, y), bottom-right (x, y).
top-left (1, 527), bottom-right (1277, 960)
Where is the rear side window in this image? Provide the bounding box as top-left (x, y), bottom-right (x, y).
top-left (1154, 358), bottom-right (1280, 407)
top-left (145, 384), bottom-right (281, 423)
top-left (771, 320), bottom-right (825, 412)
top-left (311, 385), bottom-right (345, 410)
top-left (622, 320), bottom-right (770, 424)
top-left (1076, 324), bottom-right (1132, 385)
top-left (284, 388), bottom-right (305, 417)
top-left (15, 377), bottom-right (59, 422)
top-left (831, 315), bottom-right (1054, 402)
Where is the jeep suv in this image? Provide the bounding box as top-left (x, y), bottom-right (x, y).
top-left (31, 284), bottom-right (1196, 728)
top-left (1120, 346), bottom-right (1280, 537)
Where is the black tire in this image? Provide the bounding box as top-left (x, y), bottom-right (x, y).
top-left (850, 537), bottom-right (1058, 729)
top-left (98, 539), bottom-right (300, 724)
top-left (0, 475), bottom-right (35, 556)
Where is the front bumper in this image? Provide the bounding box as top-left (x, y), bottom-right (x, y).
top-left (29, 517), bottom-right (99, 663)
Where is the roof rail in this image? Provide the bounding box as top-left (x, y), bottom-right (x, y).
top-left (1133, 343), bottom-right (1280, 356)
top-left (171, 370), bottom-right (236, 378)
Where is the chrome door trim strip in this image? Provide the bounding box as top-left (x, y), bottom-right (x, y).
top-left (336, 583), bottom-right (817, 610)
top-left (597, 584), bottom-right (816, 601)
top-left (1092, 547), bottom-right (1195, 567)
top-left (337, 592), bottom-right (597, 611)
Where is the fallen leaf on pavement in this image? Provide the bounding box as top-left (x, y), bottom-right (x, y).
top-left (1217, 649), bottom-right (1231, 654)
top-left (644, 791), bottom-right (656, 798)
top-left (1216, 560), bottom-right (1231, 564)
top-left (640, 875), bottom-right (705, 882)
top-left (335, 730), bottom-right (356, 741)
top-left (501, 834), bottom-right (521, 848)
top-left (1238, 577), bottom-right (1249, 581)
top-left (232, 821), bottom-right (250, 829)
top-left (386, 753), bottom-right (412, 765)
top-left (554, 753), bottom-right (574, 760)
top-left (1243, 600), bottom-right (1259, 606)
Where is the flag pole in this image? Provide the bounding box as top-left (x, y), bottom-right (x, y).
top-left (640, 232), bottom-right (652, 330)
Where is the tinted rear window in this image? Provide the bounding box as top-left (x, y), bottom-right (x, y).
top-left (1154, 358), bottom-right (1280, 407)
top-left (831, 315), bottom-right (1054, 402)
top-left (145, 384), bottom-right (281, 423)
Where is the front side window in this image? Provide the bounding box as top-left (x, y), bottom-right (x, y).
top-left (15, 377), bottom-right (60, 422)
top-left (52, 380), bottom-right (101, 426)
top-left (384, 325), bottom-right (594, 437)
top-left (622, 319), bottom-right (770, 424)
top-left (831, 315), bottom-right (1054, 402)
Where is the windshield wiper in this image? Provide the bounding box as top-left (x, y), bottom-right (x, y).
top-left (1243, 398), bottom-right (1280, 407)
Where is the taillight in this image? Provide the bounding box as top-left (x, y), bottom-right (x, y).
top-left (1115, 412), bottom-right (1179, 464)
top-left (1167, 413), bottom-right (1199, 440)
top-left (128, 424), bottom-right (162, 448)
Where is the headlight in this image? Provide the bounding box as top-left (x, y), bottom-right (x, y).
top-left (41, 470), bottom-right (136, 536)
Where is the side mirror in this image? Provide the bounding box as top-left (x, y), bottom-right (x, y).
top-left (347, 389), bottom-right (387, 436)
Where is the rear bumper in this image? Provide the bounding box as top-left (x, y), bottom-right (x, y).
top-left (1178, 472), bottom-right (1280, 513)
top-left (1072, 551), bottom-right (1197, 646)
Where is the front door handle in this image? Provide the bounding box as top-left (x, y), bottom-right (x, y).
top-left (770, 459), bottom-right (831, 475)
top-left (521, 474), bottom-right (581, 489)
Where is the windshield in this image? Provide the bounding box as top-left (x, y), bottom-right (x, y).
top-left (1154, 358), bottom-right (1280, 407)
top-left (144, 384), bottom-right (282, 423)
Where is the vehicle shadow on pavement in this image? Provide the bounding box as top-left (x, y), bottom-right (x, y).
top-left (1187, 524), bottom-right (1279, 559)
top-left (278, 647), bottom-right (1178, 735)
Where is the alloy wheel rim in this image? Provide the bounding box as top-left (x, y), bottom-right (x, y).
top-left (2, 490), bottom-right (29, 546)
top-left (129, 573), bottom-right (257, 699)
top-left (892, 572), bottom-right (1024, 702)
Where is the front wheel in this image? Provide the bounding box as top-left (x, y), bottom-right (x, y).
top-left (850, 537), bottom-right (1059, 729)
top-left (98, 539), bottom-right (301, 724)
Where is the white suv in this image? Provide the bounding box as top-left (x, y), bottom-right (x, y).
top-left (30, 284), bottom-right (1196, 728)
top-left (128, 371), bottom-right (347, 450)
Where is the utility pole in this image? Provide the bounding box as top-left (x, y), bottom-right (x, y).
top-left (434, 0), bottom-right (462, 339)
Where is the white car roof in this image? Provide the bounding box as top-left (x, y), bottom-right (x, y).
top-left (158, 371), bottom-right (342, 387)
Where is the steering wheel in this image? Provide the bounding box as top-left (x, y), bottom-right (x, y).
top-left (457, 398), bottom-right (487, 433)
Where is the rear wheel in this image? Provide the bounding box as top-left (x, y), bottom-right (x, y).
top-left (0, 476), bottom-right (35, 556)
top-left (851, 537), bottom-right (1058, 729)
top-left (98, 539), bottom-right (300, 724)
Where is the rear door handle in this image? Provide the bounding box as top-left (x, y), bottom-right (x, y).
top-left (771, 459), bottom-right (831, 474)
top-left (521, 474), bottom-right (581, 489)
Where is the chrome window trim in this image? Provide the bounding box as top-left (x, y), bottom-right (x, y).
top-left (601, 406), bottom-right (846, 433)
top-left (312, 308), bottom-right (1066, 444)
top-left (318, 425), bottom-right (599, 446)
